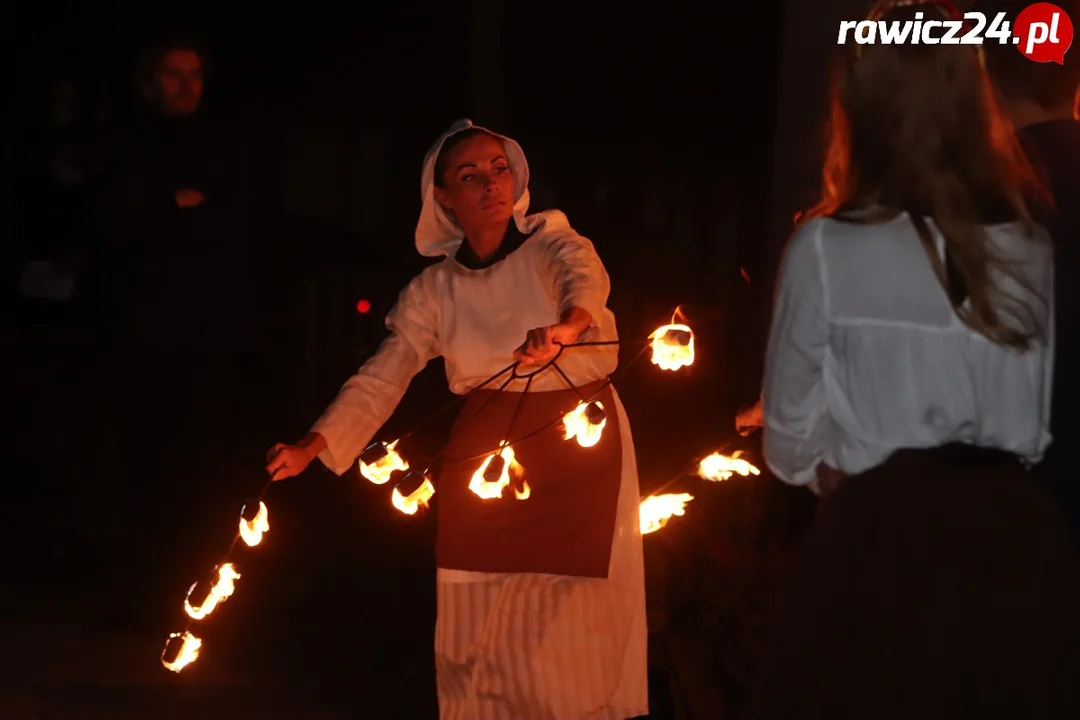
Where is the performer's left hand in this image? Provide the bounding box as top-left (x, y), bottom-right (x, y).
top-left (735, 397), bottom-right (765, 436)
top-left (175, 188), bottom-right (205, 209)
top-left (815, 463), bottom-right (846, 499)
top-left (514, 323), bottom-right (584, 365)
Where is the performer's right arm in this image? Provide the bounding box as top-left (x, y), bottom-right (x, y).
top-left (267, 271), bottom-right (441, 480)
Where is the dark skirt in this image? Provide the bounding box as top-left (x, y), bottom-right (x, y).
top-left (746, 445), bottom-right (1080, 720)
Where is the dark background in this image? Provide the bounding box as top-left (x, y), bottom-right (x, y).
top-left (7, 1), bottom-right (818, 717)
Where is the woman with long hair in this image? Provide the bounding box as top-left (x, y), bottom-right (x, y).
top-left (265, 120), bottom-right (648, 719)
top-left (747, 2), bottom-right (1080, 717)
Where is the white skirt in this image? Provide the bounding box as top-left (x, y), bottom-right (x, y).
top-left (434, 390), bottom-right (648, 720)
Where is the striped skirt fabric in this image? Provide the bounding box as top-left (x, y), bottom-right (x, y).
top-left (434, 390), bottom-right (648, 720)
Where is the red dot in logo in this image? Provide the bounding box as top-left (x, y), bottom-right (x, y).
top-left (1013, 2), bottom-right (1074, 65)
top-left (356, 299), bottom-right (371, 314)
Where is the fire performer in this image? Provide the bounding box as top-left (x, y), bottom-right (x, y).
top-left (265, 120), bottom-right (648, 719)
top-left (747, 3), bottom-right (1080, 718)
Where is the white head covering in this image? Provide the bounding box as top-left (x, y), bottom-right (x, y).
top-left (415, 118), bottom-right (532, 258)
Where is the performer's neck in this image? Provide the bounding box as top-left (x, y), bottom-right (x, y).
top-left (464, 219), bottom-right (512, 263)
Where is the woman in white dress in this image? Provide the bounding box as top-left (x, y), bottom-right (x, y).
top-left (746, 2), bottom-right (1080, 718)
top-left (265, 119), bottom-right (649, 720)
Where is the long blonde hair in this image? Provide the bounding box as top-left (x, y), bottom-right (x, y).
top-left (806, 0), bottom-right (1050, 350)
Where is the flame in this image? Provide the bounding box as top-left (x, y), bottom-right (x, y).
top-left (161, 631), bottom-right (202, 673)
top-left (184, 563), bottom-right (241, 621)
top-left (648, 317), bottom-right (695, 372)
top-left (469, 445), bottom-right (525, 500)
top-left (238, 501), bottom-right (269, 547)
top-left (563, 401), bottom-right (606, 448)
top-left (697, 451), bottom-right (761, 482)
top-left (359, 439), bottom-right (409, 485)
top-left (514, 479), bottom-right (531, 500)
top-left (392, 478), bottom-right (435, 515)
top-left (639, 493), bottom-right (694, 535)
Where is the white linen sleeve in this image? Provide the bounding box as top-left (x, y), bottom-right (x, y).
top-left (542, 232), bottom-right (611, 332)
top-left (310, 270), bottom-right (441, 475)
top-left (762, 221), bottom-right (831, 489)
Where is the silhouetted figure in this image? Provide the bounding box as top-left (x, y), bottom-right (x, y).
top-left (747, 2), bottom-right (1080, 718)
top-left (95, 33), bottom-right (256, 586)
top-left (976, 0), bottom-right (1080, 544)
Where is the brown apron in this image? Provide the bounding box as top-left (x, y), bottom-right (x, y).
top-left (434, 380), bottom-right (622, 578)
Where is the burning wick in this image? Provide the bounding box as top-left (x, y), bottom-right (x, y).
top-left (563, 401), bottom-right (607, 448)
top-left (470, 445), bottom-right (526, 500)
top-left (359, 440), bottom-right (409, 485)
top-left (649, 323), bottom-right (695, 371)
top-left (161, 631), bottom-right (202, 673)
top-left (184, 563), bottom-right (241, 620)
top-left (511, 474), bottom-right (530, 500)
top-left (239, 500), bottom-right (269, 547)
top-left (392, 469), bottom-right (435, 515)
top-left (697, 451), bottom-right (760, 482)
top-left (474, 451), bottom-right (508, 499)
top-left (639, 493), bottom-right (694, 535)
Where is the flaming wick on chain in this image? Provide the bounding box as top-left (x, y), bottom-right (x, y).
top-left (159, 311), bottom-right (715, 671)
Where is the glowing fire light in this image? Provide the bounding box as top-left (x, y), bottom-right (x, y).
top-left (470, 445), bottom-right (527, 500)
top-left (359, 439), bottom-right (409, 485)
top-left (238, 501), bottom-right (269, 547)
top-left (184, 563), bottom-right (241, 621)
top-left (392, 470), bottom-right (436, 515)
top-left (639, 493), bottom-right (694, 535)
top-left (563, 401), bottom-right (607, 447)
top-left (649, 324), bottom-right (695, 371)
top-left (513, 478), bottom-right (531, 500)
top-left (697, 451), bottom-right (761, 482)
top-left (161, 631), bottom-right (202, 673)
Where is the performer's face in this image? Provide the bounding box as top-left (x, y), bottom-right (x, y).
top-left (151, 49), bottom-right (204, 117)
top-left (434, 134), bottom-right (515, 230)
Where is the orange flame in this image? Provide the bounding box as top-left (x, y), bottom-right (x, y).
top-left (238, 501), bottom-right (269, 547)
top-left (563, 401), bottom-right (606, 448)
top-left (359, 439), bottom-right (409, 485)
top-left (697, 451), bottom-right (761, 482)
top-left (469, 445), bottom-right (526, 500)
top-left (392, 477), bottom-right (435, 515)
top-left (514, 479), bottom-right (531, 500)
top-left (161, 631), bottom-right (202, 673)
top-left (639, 493), bottom-right (694, 534)
top-left (649, 311), bottom-right (695, 371)
top-left (184, 563), bottom-right (241, 621)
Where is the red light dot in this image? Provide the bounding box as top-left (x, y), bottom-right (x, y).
top-left (356, 299), bottom-right (371, 314)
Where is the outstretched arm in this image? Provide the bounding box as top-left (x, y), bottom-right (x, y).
top-left (543, 232), bottom-right (611, 339)
top-left (311, 272), bottom-right (441, 475)
top-left (514, 232), bottom-right (614, 365)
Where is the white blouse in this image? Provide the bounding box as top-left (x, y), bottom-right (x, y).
top-left (311, 210), bottom-right (619, 476)
top-left (762, 214), bottom-right (1054, 491)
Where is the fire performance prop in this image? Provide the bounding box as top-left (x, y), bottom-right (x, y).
top-left (160, 309), bottom-right (760, 672)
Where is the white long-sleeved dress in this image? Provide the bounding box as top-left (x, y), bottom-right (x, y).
top-left (311, 209), bottom-right (649, 720)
